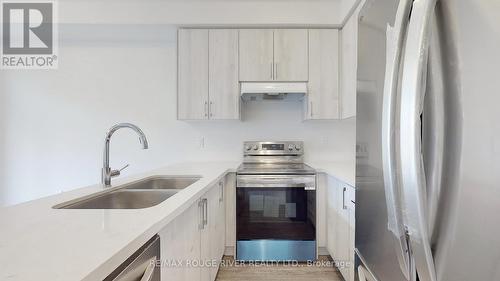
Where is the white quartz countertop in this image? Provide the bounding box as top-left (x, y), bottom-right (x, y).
top-left (307, 161), bottom-right (355, 186)
top-left (0, 160), bottom-right (354, 281)
top-left (0, 162), bottom-right (239, 281)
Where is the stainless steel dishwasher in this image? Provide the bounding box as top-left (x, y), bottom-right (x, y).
top-left (104, 235), bottom-right (160, 281)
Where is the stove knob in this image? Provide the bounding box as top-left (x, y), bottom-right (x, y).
top-left (252, 145), bottom-right (259, 150)
top-left (245, 145), bottom-right (251, 151)
top-left (288, 144), bottom-right (294, 151)
top-left (295, 144), bottom-right (301, 150)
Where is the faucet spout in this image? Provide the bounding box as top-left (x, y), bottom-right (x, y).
top-left (102, 123), bottom-right (149, 187)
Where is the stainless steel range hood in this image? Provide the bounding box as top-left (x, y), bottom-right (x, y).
top-left (240, 82), bottom-right (307, 101)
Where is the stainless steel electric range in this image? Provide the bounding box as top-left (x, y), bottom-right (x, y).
top-left (236, 141), bottom-right (316, 261)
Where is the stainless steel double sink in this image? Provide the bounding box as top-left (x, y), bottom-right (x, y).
top-left (54, 176), bottom-right (201, 209)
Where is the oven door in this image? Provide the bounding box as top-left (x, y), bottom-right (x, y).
top-left (236, 174), bottom-right (316, 261)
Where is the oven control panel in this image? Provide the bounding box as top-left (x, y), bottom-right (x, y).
top-left (243, 141), bottom-right (303, 155)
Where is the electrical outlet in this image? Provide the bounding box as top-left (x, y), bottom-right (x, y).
top-left (200, 137), bottom-right (205, 149)
top-left (356, 143), bottom-right (369, 159)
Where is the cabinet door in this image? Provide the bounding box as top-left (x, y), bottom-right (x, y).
top-left (159, 201), bottom-right (201, 281)
top-left (200, 197), bottom-right (211, 281)
top-left (216, 180), bottom-right (226, 260)
top-left (239, 29), bottom-right (274, 81)
top-left (307, 29), bottom-right (340, 119)
top-left (178, 29), bottom-right (209, 120)
top-left (159, 220), bottom-right (179, 281)
top-left (348, 186), bottom-right (356, 281)
top-left (224, 173), bottom-right (236, 256)
top-left (201, 183), bottom-right (225, 281)
top-left (273, 29), bottom-right (308, 81)
top-left (326, 176), bottom-right (338, 259)
top-left (210, 181), bottom-right (226, 279)
top-left (209, 29), bottom-right (240, 120)
top-left (340, 6), bottom-right (362, 119)
top-left (338, 185), bottom-right (351, 281)
top-left (207, 181), bottom-right (226, 281)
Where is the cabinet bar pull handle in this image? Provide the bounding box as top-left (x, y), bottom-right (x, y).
top-left (310, 101), bottom-right (313, 117)
top-left (271, 62), bottom-right (274, 80)
top-left (209, 101), bottom-right (213, 118)
top-left (203, 198), bottom-right (208, 226)
top-left (343, 187), bottom-right (347, 210)
top-left (198, 199), bottom-right (204, 229)
top-left (219, 181), bottom-right (224, 202)
top-left (275, 63), bottom-right (278, 80)
top-left (204, 101), bottom-right (208, 118)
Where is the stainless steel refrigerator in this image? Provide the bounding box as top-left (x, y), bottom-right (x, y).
top-left (355, 0), bottom-right (500, 280)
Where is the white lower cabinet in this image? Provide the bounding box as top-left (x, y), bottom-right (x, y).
top-left (326, 176), bottom-right (355, 281)
top-left (201, 180), bottom-right (226, 281)
top-left (159, 199), bottom-right (201, 281)
top-left (224, 173), bottom-right (236, 255)
top-left (348, 188), bottom-right (355, 281)
top-left (159, 178), bottom-right (226, 281)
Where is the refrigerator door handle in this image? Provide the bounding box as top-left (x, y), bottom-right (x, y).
top-left (381, 0), bottom-right (413, 279)
top-left (422, 12), bottom-right (446, 242)
top-left (399, 0), bottom-right (438, 281)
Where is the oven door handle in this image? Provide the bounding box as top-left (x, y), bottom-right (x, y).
top-left (236, 175), bottom-right (316, 190)
top-left (237, 184), bottom-right (314, 189)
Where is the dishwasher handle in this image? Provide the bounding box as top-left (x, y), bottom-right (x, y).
top-left (140, 258), bottom-right (157, 281)
top-left (104, 235), bottom-right (160, 281)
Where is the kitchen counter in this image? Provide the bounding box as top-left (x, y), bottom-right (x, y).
top-left (0, 162), bottom-right (239, 281)
top-left (0, 160), bottom-right (354, 281)
top-left (307, 161), bottom-right (355, 186)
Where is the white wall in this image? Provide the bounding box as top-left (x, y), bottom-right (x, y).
top-left (0, 0), bottom-right (357, 207)
top-left (0, 72), bottom-right (6, 206)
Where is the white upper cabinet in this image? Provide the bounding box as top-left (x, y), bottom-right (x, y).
top-left (239, 29), bottom-right (308, 82)
top-left (209, 29), bottom-right (240, 119)
top-left (340, 3), bottom-right (363, 119)
top-left (178, 29), bottom-right (240, 120)
top-left (306, 29), bottom-right (340, 120)
top-left (178, 27), bottom-right (355, 120)
top-left (239, 29), bottom-right (274, 81)
top-left (178, 29), bottom-right (209, 120)
top-left (273, 29), bottom-right (309, 81)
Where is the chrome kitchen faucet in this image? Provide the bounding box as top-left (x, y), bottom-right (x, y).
top-left (102, 123), bottom-right (149, 187)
